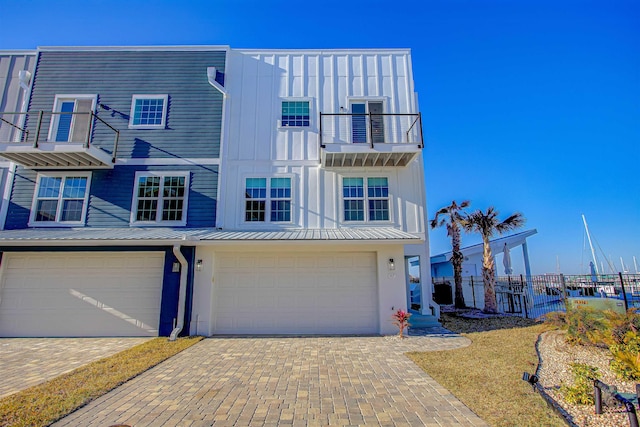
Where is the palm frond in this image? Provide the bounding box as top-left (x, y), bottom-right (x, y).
top-left (495, 213), bottom-right (526, 233)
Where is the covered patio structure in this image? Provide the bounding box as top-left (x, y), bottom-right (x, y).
top-left (430, 229), bottom-right (538, 280)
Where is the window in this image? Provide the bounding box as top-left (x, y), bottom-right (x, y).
top-left (351, 101), bottom-right (384, 144)
top-left (245, 177), bottom-right (292, 223)
top-left (343, 177), bottom-right (364, 221)
top-left (30, 173), bottom-right (91, 225)
top-left (281, 101), bottom-right (310, 127)
top-left (49, 95), bottom-right (96, 142)
top-left (342, 177), bottom-right (389, 222)
top-left (245, 178), bottom-right (266, 222)
top-left (131, 172), bottom-right (189, 225)
top-left (367, 177), bottom-right (390, 221)
top-left (270, 178), bottom-right (291, 222)
top-left (128, 95), bottom-right (168, 129)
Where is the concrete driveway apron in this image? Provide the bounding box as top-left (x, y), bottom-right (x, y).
top-left (0, 338), bottom-right (152, 399)
top-left (53, 330), bottom-right (487, 426)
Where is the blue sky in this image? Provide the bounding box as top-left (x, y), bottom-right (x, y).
top-left (1, 0), bottom-right (638, 274)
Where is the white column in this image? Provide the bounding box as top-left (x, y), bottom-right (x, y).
top-left (522, 241), bottom-right (532, 280)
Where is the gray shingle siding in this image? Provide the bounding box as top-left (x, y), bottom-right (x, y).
top-left (5, 165), bottom-right (218, 229)
top-left (28, 51), bottom-right (225, 159)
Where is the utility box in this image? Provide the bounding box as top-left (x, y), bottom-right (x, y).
top-left (433, 282), bottom-right (453, 305)
top-left (567, 297), bottom-right (626, 314)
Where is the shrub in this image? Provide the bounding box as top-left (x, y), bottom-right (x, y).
top-left (561, 363), bottom-right (600, 405)
top-left (564, 307), bottom-right (607, 346)
top-left (602, 309), bottom-right (640, 345)
top-left (610, 331), bottom-right (640, 381)
top-left (543, 311), bottom-right (567, 329)
top-left (391, 309), bottom-right (411, 338)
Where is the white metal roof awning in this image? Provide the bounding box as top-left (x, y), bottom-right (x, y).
top-left (430, 229), bottom-right (538, 263)
top-left (0, 227), bottom-right (423, 246)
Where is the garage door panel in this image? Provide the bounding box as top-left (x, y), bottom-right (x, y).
top-left (214, 252), bottom-right (378, 334)
top-left (296, 257), bottom-right (316, 268)
top-left (317, 257), bottom-right (336, 268)
top-left (0, 252), bottom-right (164, 337)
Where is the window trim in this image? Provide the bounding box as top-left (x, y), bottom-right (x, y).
top-left (130, 171), bottom-right (190, 226)
top-left (242, 175), bottom-right (294, 225)
top-left (47, 94), bottom-right (97, 142)
top-left (28, 171), bottom-right (92, 227)
top-left (341, 175), bottom-right (392, 223)
top-left (278, 97), bottom-right (313, 129)
top-left (128, 94), bottom-right (169, 129)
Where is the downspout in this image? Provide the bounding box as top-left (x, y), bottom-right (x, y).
top-left (207, 64), bottom-right (228, 228)
top-left (170, 245), bottom-right (188, 341)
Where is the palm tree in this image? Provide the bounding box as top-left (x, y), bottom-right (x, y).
top-left (430, 200), bottom-right (470, 309)
top-left (462, 207), bottom-right (525, 313)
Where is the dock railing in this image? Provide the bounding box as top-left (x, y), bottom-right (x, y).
top-left (432, 273), bottom-right (640, 318)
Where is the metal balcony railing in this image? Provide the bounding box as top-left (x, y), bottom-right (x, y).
top-left (319, 112), bottom-right (423, 149)
top-left (0, 111), bottom-right (120, 163)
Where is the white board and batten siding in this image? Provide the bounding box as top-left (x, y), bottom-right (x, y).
top-left (0, 52), bottom-right (36, 142)
top-left (226, 49), bottom-right (416, 163)
top-left (212, 252), bottom-right (379, 335)
top-left (0, 252), bottom-right (164, 337)
top-left (220, 49), bottom-right (426, 234)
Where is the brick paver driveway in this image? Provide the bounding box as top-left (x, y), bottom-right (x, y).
top-left (53, 330), bottom-right (486, 426)
top-left (0, 338), bottom-right (151, 398)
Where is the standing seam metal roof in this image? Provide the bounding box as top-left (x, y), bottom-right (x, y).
top-left (0, 227), bottom-right (422, 244)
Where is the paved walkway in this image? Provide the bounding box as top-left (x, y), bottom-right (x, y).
top-left (0, 338), bottom-right (151, 398)
top-left (53, 329), bottom-right (487, 426)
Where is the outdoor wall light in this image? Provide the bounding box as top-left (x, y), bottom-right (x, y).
top-left (388, 258), bottom-right (395, 271)
top-left (196, 259), bottom-right (203, 271)
top-left (172, 261), bottom-right (180, 273)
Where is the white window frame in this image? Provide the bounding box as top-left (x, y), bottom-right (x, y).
top-left (47, 94), bottom-right (97, 142)
top-left (341, 175), bottom-right (392, 223)
top-left (28, 172), bottom-right (92, 227)
top-left (278, 97), bottom-right (313, 129)
top-left (130, 171), bottom-right (189, 226)
top-left (243, 176), bottom-right (294, 224)
top-left (128, 94), bottom-right (169, 129)
top-left (347, 97), bottom-right (387, 144)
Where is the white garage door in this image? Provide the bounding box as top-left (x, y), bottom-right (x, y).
top-left (0, 252), bottom-right (164, 337)
top-left (214, 252), bottom-right (378, 334)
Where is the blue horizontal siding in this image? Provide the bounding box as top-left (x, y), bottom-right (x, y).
top-left (5, 165), bottom-right (218, 229)
top-left (28, 51), bottom-right (226, 159)
top-left (6, 167), bottom-right (36, 229)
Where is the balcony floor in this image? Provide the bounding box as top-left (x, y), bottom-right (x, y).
top-left (0, 143), bottom-right (114, 169)
top-left (321, 143), bottom-right (421, 168)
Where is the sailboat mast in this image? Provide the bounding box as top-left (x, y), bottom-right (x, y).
top-left (582, 214), bottom-right (599, 274)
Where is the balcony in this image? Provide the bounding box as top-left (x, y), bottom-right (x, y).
top-left (0, 111), bottom-right (119, 169)
top-left (319, 112), bottom-right (423, 168)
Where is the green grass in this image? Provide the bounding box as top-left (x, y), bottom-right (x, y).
top-left (407, 314), bottom-right (565, 427)
top-left (0, 336), bottom-right (203, 427)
